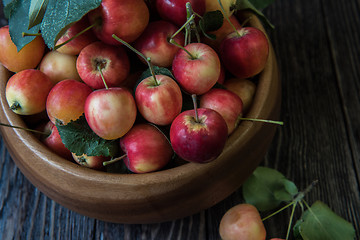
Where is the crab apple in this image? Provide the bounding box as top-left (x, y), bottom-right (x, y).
top-left (84, 88), bottom-right (137, 140)
top-left (5, 69), bottom-right (54, 115)
top-left (133, 20), bottom-right (185, 67)
top-left (200, 88), bottom-right (243, 135)
top-left (39, 51), bottom-right (82, 84)
top-left (72, 153), bottom-right (110, 171)
top-left (170, 108), bottom-right (227, 163)
top-left (224, 78), bottom-right (256, 114)
top-left (120, 124), bottom-right (173, 173)
top-left (155, 0), bottom-right (206, 27)
top-left (135, 75), bottom-right (182, 126)
top-left (172, 43), bottom-right (221, 95)
top-left (88, 0), bottom-right (149, 45)
top-left (40, 121), bottom-right (72, 160)
top-left (0, 25), bottom-right (45, 73)
top-left (220, 27), bottom-right (269, 79)
top-left (76, 41), bottom-right (130, 89)
top-left (46, 79), bottom-right (93, 125)
top-left (56, 16), bottom-right (97, 55)
top-left (219, 203), bottom-right (266, 240)
top-left (217, 64), bottom-right (226, 84)
top-left (205, 0), bottom-right (236, 18)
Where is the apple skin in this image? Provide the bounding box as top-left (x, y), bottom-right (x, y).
top-left (217, 64), bottom-right (226, 84)
top-left (219, 203), bottom-right (266, 240)
top-left (88, 0), bottom-right (149, 45)
top-left (172, 43), bottom-right (221, 95)
top-left (155, 0), bottom-right (206, 27)
top-left (41, 121), bottom-right (73, 160)
top-left (72, 153), bottom-right (110, 171)
top-left (76, 41), bottom-right (130, 89)
top-left (170, 108), bottom-right (228, 163)
top-left (120, 123), bottom-right (173, 173)
top-left (133, 20), bottom-right (184, 67)
top-left (46, 79), bottom-right (93, 125)
top-left (5, 69), bottom-right (54, 115)
top-left (56, 16), bottom-right (97, 55)
top-left (223, 78), bottom-right (256, 114)
top-left (200, 88), bottom-right (243, 135)
top-left (135, 75), bottom-right (183, 126)
top-left (39, 51), bottom-right (82, 84)
top-left (0, 25), bottom-right (45, 73)
top-left (220, 27), bottom-right (269, 79)
top-left (84, 88), bottom-right (137, 140)
top-left (205, 0), bottom-right (236, 18)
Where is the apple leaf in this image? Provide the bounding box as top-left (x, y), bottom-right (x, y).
top-left (56, 115), bottom-right (120, 158)
top-left (294, 201), bottom-right (355, 240)
top-left (199, 10), bottom-right (224, 40)
top-left (233, 0), bottom-right (274, 29)
top-left (28, 0), bottom-right (49, 29)
top-left (8, 0), bottom-right (41, 51)
top-left (2, 0), bottom-right (15, 19)
top-left (248, 0), bottom-right (275, 10)
top-left (40, 0), bottom-right (101, 49)
top-left (242, 166), bottom-right (298, 211)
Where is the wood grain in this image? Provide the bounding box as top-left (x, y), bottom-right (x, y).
top-left (1, 0), bottom-right (359, 239)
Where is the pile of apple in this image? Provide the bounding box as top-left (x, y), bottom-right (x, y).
top-left (0, 0), bottom-right (269, 174)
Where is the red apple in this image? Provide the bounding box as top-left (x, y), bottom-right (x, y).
top-left (120, 123), bottom-right (173, 173)
top-left (5, 69), bottom-right (54, 115)
top-left (155, 0), bottom-right (206, 27)
top-left (56, 16), bottom-right (97, 55)
top-left (220, 27), bottom-right (269, 79)
top-left (170, 108), bottom-right (227, 163)
top-left (0, 25), bottom-right (45, 73)
top-left (135, 75), bottom-right (182, 126)
top-left (172, 43), bottom-right (221, 95)
top-left (46, 79), bottom-right (93, 125)
top-left (76, 41), bottom-right (130, 89)
top-left (133, 20), bottom-right (184, 67)
top-left (218, 64), bottom-right (226, 84)
top-left (200, 88), bottom-right (243, 135)
top-left (223, 78), bottom-right (256, 113)
top-left (40, 121), bottom-right (72, 160)
top-left (88, 0), bottom-right (149, 45)
top-left (72, 153), bottom-right (110, 170)
top-left (84, 87), bottom-right (137, 140)
top-left (219, 203), bottom-right (266, 240)
top-left (39, 51), bottom-right (82, 84)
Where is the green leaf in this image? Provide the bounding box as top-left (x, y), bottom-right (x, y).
top-left (295, 201), bottom-right (355, 240)
top-left (3, 0), bottom-right (15, 19)
top-left (242, 167), bottom-right (298, 211)
top-left (199, 10), bottom-right (224, 39)
top-left (56, 115), bottom-right (120, 158)
top-left (40, 0), bottom-right (101, 49)
top-left (248, 0), bottom-right (275, 10)
top-left (28, 0), bottom-right (49, 29)
top-left (233, 0), bottom-right (274, 29)
top-left (8, 0), bottom-right (40, 51)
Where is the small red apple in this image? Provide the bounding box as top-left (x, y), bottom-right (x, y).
top-left (133, 20), bottom-right (184, 67)
top-left (223, 78), bottom-right (256, 113)
top-left (72, 153), bottom-right (110, 170)
top-left (88, 0), bottom-right (149, 45)
top-left (135, 75), bottom-right (183, 126)
top-left (76, 41), bottom-right (130, 89)
top-left (84, 87), bottom-right (137, 140)
top-left (6, 69), bottom-right (54, 115)
top-left (172, 43), bottom-right (221, 95)
top-left (120, 123), bottom-right (173, 173)
top-left (220, 27), bottom-right (269, 79)
top-left (170, 108), bottom-right (227, 163)
top-left (200, 88), bottom-right (243, 135)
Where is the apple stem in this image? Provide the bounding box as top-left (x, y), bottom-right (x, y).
top-left (112, 34), bottom-right (159, 85)
top-left (169, 14), bottom-right (195, 42)
top-left (22, 32), bottom-right (41, 37)
top-left (169, 38), bottom-right (196, 60)
top-left (191, 94), bottom-right (200, 123)
top-left (240, 17), bottom-right (252, 28)
top-left (53, 21), bottom-right (99, 51)
top-left (97, 65), bottom-right (109, 89)
top-left (103, 154), bottom-right (127, 166)
top-left (238, 117), bottom-right (284, 125)
top-left (217, 0), bottom-right (241, 37)
top-left (186, 2), bottom-right (201, 43)
top-left (0, 122), bottom-right (48, 135)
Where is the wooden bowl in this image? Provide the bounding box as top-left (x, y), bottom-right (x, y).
top-left (0, 13), bottom-right (280, 224)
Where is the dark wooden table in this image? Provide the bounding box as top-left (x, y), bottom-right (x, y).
top-left (1, 1), bottom-right (359, 239)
